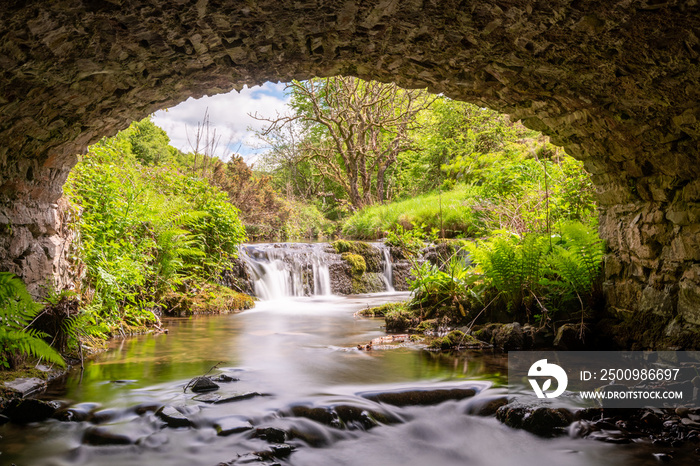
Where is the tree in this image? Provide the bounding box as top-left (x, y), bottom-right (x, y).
top-left (255, 77), bottom-right (434, 210)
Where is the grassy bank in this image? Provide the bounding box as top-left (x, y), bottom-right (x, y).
top-left (342, 185), bottom-right (483, 239)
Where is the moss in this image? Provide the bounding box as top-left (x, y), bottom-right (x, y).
top-left (333, 240), bottom-right (381, 272)
top-left (415, 319), bottom-right (438, 333)
top-left (356, 302), bottom-right (405, 317)
top-left (164, 283), bottom-right (255, 316)
top-left (385, 305), bottom-right (420, 332)
top-left (333, 239), bottom-right (372, 255)
top-left (351, 272), bottom-right (385, 294)
top-left (428, 330), bottom-right (480, 350)
top-left (0, 366), bottom-right (51, 383)
top-left (429, 336), bottom-right (453, 350)
top-left (341, 252), bottom-right (367, 276)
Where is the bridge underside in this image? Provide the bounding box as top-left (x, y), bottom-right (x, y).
top-left (0, 0), bottom-right (698, 344)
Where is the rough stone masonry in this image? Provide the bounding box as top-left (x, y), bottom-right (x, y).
top-left (0, 0), bottom-right (698, 341)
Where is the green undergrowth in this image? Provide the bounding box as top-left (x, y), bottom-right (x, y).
top-left (64, 123), bottom-right (250, 338)
top-left (408, 221), bottom-right (605, 329)
top-left (342, 185), bottom-right (483, 240)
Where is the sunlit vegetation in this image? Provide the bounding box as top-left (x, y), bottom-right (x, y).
top-left (64, 120), bottom-right (250, 338)
top-left (1, 77), bottom-right (601, 371)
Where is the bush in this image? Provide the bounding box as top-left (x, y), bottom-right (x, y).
top-left (65, 135), bottom-right (247, 333)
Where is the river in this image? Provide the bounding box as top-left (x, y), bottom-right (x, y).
top-left (1, 289), bottom-right (682, 466)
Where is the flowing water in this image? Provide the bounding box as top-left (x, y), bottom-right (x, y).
top-left (0, 246), bottom-right (688, 466)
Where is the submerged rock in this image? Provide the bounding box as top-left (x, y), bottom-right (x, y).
top-left (214, 416), bottom-right (253, 436)
top-left (362, 388), bottom-right (477, 407)
top-left (155, 405), bottom-right (193, 428)
top-left (3, 398), bottom-right (58, 424)
top-left (287, 404), bottom-right (398, 429)
top-left (193, 391), bottom-right (264, 404)
top-left (496, 402), bottom-right (574, 437)
top-left (189, 376), bottom-right (220, 393)
top-left (254, 427), bottom-right (287, 443)
top-left (53, 407), bottom-right (91, 422)
top-left (82, 426), bottom-right (134, 446)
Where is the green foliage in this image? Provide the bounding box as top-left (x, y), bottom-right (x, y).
top-left (65, 125), bottom-right (247, 334)
top-left (282, 200), bottom-right (336, 240)
top-left (385, 224), bottom-right (437, 257)
top-left (547, 222), bottom-right (605, 295)
top-left (406, 221), bottom-right (604, 323)
top-left (398, 96), bottom-right (535, 195)
top-left (117, 117), bottom-right (182, 166)
top-left (342, 185), bottom-right (483, 239)
top-left (0, 273), bottom-right (66, 369)
top-left (466, 231), bottom-right (548, 311)
top-left (409, 254), bottom-right (483, 320)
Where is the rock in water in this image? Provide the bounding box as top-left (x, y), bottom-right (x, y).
top-left (83, 426), bottom-right (134, 446)
top-left (155, 405), bottom-right (193, 428)
top-left (190, 377), bottom-right (220, 393)
top-left (214, 416), bottom-right (253, 436)
top-left (3, 398), bottom-right (58, 424)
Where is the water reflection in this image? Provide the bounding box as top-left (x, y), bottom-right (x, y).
top-left (0, 293), bottom-right (681, 466)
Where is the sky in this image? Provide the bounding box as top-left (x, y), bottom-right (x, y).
top-left (151, 81), bottom-right (291, 163)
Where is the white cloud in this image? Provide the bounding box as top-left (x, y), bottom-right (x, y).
top-left (151, 81), bottom-right (291, 162)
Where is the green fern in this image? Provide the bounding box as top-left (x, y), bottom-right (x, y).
top-left (0, 273), bottom-right (66, 369)
top-left (547, 221), bottom-right (604, 293)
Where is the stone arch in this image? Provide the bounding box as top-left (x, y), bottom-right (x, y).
top-left (1, 1), bottom-right (699, 334)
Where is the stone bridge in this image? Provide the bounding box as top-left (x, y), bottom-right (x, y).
top-left (1, 1), bottom-right (698, 341)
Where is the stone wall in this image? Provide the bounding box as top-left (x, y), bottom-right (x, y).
top-left (0, 1), bottom-right (698, 331)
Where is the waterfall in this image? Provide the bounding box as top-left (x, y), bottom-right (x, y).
top-left (239, 242), bottom-right (396, 299)
top-left (239, 243), bottom-right (333, 300)
top-left (379, 244), bottom-right (395, 292)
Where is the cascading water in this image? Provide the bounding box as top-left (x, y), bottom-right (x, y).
top-left (239, 243), bottom-right (333, 299)
top-left (239, 242), bottom-right (396, 299)
top-left (379, 244), bottom-right (395, 292)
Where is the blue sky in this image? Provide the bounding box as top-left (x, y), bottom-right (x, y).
top-left (151, 81), bottom-right (291, 163)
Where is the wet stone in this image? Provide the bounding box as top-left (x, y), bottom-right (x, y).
top-left (254, 427), bottom-right (287, 443)
top-left (214, 416), bottom-right (253, 436)
top-left (189, 377), bottom-right (220, 393)
top-left (496, 403), bottom-right (574, 437)
top-left (3, 398), bottom-right (59, 424)
top-left (82, 426), bottom-right (134, 446)
top-left (137, 432), bottom-right (169, 448)
top-left (53, 407), bottom-right (90, 422)
top-left (155, 405), bottom-right (193, 428)
top-left (3, 377), bottom-right (47, 397)
top-left (471, 396), bottom-right (510, 416)
top-left (214, 374), bottom-right (239, 383)
top-left (90, 408), bottom-right (120, 424)
top-left (131, 402), bottom-right (161, 416)
top-left (193, 392), bottom-right (263, 404)
top-left (362, 388), bottom-right (476, 407)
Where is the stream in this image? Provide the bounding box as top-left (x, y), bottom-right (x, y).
top-left (0, 244), bottom-right (689, 465)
